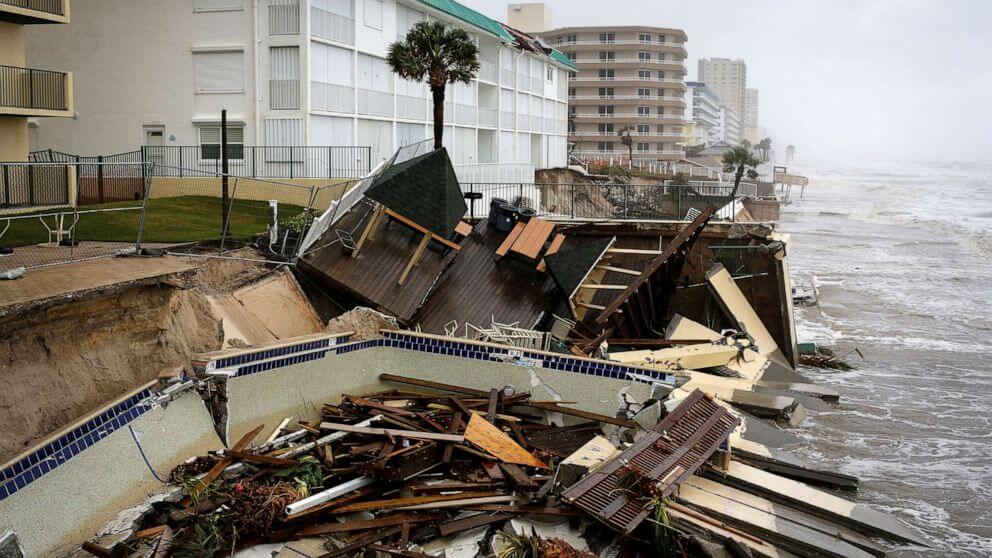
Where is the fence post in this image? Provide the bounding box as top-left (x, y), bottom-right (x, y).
top-left (28, 70), bottom-right (34, 108)
top-left (135, 164), bottom-right (152, 252)
top-left (2, 166), bottom-right (9, 206)
top-left (97, 155), bottom-right (105, 204)
top-left (623, 183), bottom-right (628, 219)
top-left (179, 147), bottom-right (184, 178)
top-left (570, 183), bottom-right (575, 219)
top-left (140, 147), bottom-right (147, 199)
top-left (290, 147), bottom-right (295, 179)
top-left (28, 164), bottom-right (35, 206)
top-left (328, 146), bottom-right (332, 179)
top-left (253, 146), bottom-right (258, 179)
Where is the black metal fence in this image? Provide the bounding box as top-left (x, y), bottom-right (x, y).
top-left (0, 64), bottom-right (68, 111)
top-left (0, 0), bottom-right (64, 16)
top-left (0, 163), bottom-right (71, 207)
top-left (460, 182), bottom-right (739, 221)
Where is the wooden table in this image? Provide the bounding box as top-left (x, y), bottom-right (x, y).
top-left (508, 218), bottom-right (554, 260)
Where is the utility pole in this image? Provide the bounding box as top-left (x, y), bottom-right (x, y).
top-left (221, 109), bottom-right (230, 237)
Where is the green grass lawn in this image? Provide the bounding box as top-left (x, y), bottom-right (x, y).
top-left (1, 196), bottom-right (306, 247)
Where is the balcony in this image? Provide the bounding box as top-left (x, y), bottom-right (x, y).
top-left (569, 76), bottom-right (685, 86)
top-left (0, 0), bottom-right (68, 24)
top-left (270, 79), bottom-right (300, 110)
top-left (311, 5), bottom-right (354, 45)
top-left (572, 113), bottom-right (688, 124)
top-left (554, 39), bottom-right (685, 51)
top-left (573, 58), bottom-right (686, 71)
top-left (572, 149), bottom-right (685, 160)
top-left (570, 131), bottom-right (685, 140)
top-left (0, 64), bottom-right (73, 117)
top-left (570, 95), bottom-right (685, 107)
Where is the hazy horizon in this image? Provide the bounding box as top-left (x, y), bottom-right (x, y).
top-left (465, 0), bottom-right (991, 167)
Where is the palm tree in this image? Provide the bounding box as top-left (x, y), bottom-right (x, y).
top-left (740, 139), bottom-right (752, 151)
top-left (617, 126), bottom-right (633, 169)
top-left (722, 145), bottom-right (761, 197)
top-left (388, 21), bottom-right (479, 151)
top-left (785, 144), bottom-right (796, 163)
top-left (756, 137), bottom-right (772, 162)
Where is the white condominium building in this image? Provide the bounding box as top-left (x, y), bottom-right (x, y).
top-left (684, 81), bottom-right (721, 147)
top-left (743, 87), bottom-right (759, 143)
top-left (24, 0), bottom-right (575, 177)
top-left (718, 104), bottom-right (741, 145)
top-left (697, 57), bottom-right (746, 121)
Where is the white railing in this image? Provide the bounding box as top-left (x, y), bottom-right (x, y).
top-left (574, 58), bottom-right (686, 67)
top-left (311, 82), bottom-right (354, 113)
top-left (531, 76), bottom-right (544, 94)
top-left (478, 61), bottom-right (497, 83)
top-left (531, 114), bottom-right (542, 131)
top-left (479, 107), bottom-right (497, 127)
top-left (570, 95), bottom-right (684, 101)
top-left (500, 68), bottom-right (515, 87)
top-left (572, 113), bottom-right (687, 120)
top-left (516, 113), bottom-right (528, 131)
top-left (454, 162), bottom-right (536, 184)
top-left (396, 94), bottom-right (428, 120)
top-left (269, 0), bottom-right (300, 35)
top-left (573, 149), bottom-right (684, 157)
top-left (500, 110), bottom-right (514, 129)
top-left (555, 40), bottom-right (686, 48)
top-left (455, 103), bottom-right (477, 126)
top-left (357, 88), bottom-right (393, 117)
top-left (270, 79), bottom-right (300, 110)
top-left (311, 6), bottom-right (355, 45)
top-left (571, 132), bottom-right (685, 138)
top-left (544, 117), bottom-right (554, 133)
top-left (570, 76), bottom-right (685, 85)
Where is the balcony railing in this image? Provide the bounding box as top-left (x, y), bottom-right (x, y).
top-left (569, 95), bottom-right (684, 101)
top-left (573, 113), bottom-right (688, 120)
top-left (572, 149), bottom-right (685, 157)
top-left (357, 89), bottom-right (393, 117)
top-left (269, 0), bottom-right (300, 35)
top-left (0, 0), bottom-right (64, 16)
top-left (574, 58), bottom-right (686, 68)
top-left (478, 61), bottom-right (497, 83)
top-left (569, 76), bottom-right (684, 85)
top-left (311, 6), bottom-right (355, 45)
top-left (571, 132), bottom-right (685, 139)
top-left (554, 39), bottom-right (685, 48)
top-left (0, 64), bottom-right (68, 111)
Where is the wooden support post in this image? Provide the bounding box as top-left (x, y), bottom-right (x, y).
top-left (352, 204), bottom-right (384, 258)
top-left (398, 232), bottom-right (431, 285)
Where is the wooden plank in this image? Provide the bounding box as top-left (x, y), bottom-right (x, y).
top-left (495, 221), bottom-right (526, 257)
top-left (189, 424), bottom-right (265, 501)
top-left (439, 512), bottom-right (516, 536)
top-left (606, 248), bottom-right (663, 255)
top-left (595, 264), bottom-right (641, 276)
top-left (316, 526), bottom-right (402, 558)
top-left (319, 422), bottom-right (464, 442)
top-left (463, 414), bottom-right (547, 469)
top-left (536, 233), bottom-right (566, 272)
top-left (334, 492), bottom-right (504, 514)
top-left (380, 373), bottom-right (493, 398)
top-left (454, 221), bottom-right (473, 237)
top-left (383, 208), bottom-right (462, 251)
top-left (398, 232), bottom-right (431, 286)
top-left (352, 204), bottom-right (385, 258)
top-left (223, 449), bottom-right (295, 468)
top-left (512, 219), bottom-right (554, 260)
top-left (579, 284), bottom-right (629, 290)
top-left (526, 401), bottom-right (637, 429)
top-left (300, 513), bottom-right (443, 536)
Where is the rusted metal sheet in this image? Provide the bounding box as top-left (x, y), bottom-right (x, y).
top-left (561, 390), bottom-right (740, 534)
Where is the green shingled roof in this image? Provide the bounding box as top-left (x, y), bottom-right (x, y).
top-left (416, 0), bottom-right (514, 41)
top-left (550, 49), bottom-right (580, 71)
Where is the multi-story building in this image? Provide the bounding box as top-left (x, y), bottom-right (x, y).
top-left (24, 0), bottom-right (574, 177)
top-left (684, 81), bottom-right (721, 147)
top-left (718, 104), bottom-right (741, 145)
top-left (507, 2), bottom-right (552, 34)
top-left (0, 0), bottom-right (73, 161)
top-left (743, 87), bottom-right (759, 143)
top-left (540, 25), bottom-right (688, 169)
top-left (697, 57), bottom-right (745, 121)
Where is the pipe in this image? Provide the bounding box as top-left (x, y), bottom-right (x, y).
top-left (253, 0), bottom-right (261, 147)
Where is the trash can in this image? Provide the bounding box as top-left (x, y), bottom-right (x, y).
top-left (518, 207), bottom-right (537, 222)
top-left (495, 203), bottom-right (519, 233)
top-left (488, 197), bottom-right (508, 226)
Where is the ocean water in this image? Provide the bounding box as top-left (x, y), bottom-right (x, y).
top-left (778, 161), bottom-right (992, 556)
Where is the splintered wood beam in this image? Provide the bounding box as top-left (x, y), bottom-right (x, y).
top-left (398, 232), bottom-right (431, 286)
top-left (352, 204), bottom-right (385, 258)
top-left (607, 248), bottom-right (663, 255)
top-left (595, 264), bottom-right (641, 276)
top-left (384, 208), bottom-right (462, 251)
top-left (595, 206), bottom-right (716, 326)
top-left (575, 301), bottom-right (606, 311)
top-left (579, 284), bottom-right (628, 290)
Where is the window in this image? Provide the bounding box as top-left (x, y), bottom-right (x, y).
top-left (657, 106), bottom-right (665, 115)
top-left (657, 71), bottom-right (665, 79)
top-left (194, 0), bottom-right (243, 12)
top-left (638, 33), bottom-right (651, 43)
top-left (638, 52), bottom-right (651, 61)
top-left (568, 87), bottom-right (576, 97)
top-left (567, 52), bottom-right (576, 60)
top-left (364, 0), bottom-right (383, 29)
top-left (598, 87), bottom-right (614, 97)
top-left (636, 142), bottom-right (649, 151)
top-left (637, 88), bottom-right (649, 97)
top-left (638, 70), bottom-right (651, 79)
top-left (637, 106), bottom-right (650, 115)
top-left (598, 33), bottom-right (615, 43)
top-left (598, 105), bottom-right (614, 114)
top-left (636, 124), bottom-right (649, 133)
top-left (597, 141), bottom-right (614, 151)
top-left (658, 34), bottom-right (666, 43)
top-left (598, 51), bottom-right (615, 60)
top-left (547, 66), bottom-right (554, 82)
top-left (193, 50), bottom-right (245, 93)
top-left (556, 36), bottom-right (563, 44)
top-left (657, 125), bottom-right (665, 133)
top-left (657, 88), bottom-right (664, 97)
top-left (566, 33), bottom-right (576, 42)
top-left (598, 69), bottom-right (615, 79)
top-left (598, 123), bottom-right (614, 133)
top-left (199, 125), bottom-right (244, 160)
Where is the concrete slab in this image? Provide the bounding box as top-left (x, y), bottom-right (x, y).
top-left (0, 255), bottom-right (196, 316)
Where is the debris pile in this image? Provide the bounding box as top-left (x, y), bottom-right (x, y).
top-left (80, 376), bottom-right (749, 558)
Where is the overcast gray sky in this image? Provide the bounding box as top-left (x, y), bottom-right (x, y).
top-left (466, 0), bottom-right (991, 166)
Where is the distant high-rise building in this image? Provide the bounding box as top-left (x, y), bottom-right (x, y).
top-left (743, 88), bottom-right (759, 143)
top-left (684, 82), bottom-right (721, 147)
top-left (507, 2), bottom-right (553, 33)
top-left (718, 105), bottom-right (741, 145)
top-left (540, 25), bottom-right (689, 169)
top-left (697, 58), bottom-right (746, 120)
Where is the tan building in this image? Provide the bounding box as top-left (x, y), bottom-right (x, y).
top-left (0, 0), bottom-right (73, 161)
top-left (541, 25), bottom-right (688, 169)
top-left (697, 58), bottom-right (745, 122)
top-left (507, 2), bottom-right (553, 34)
top-left (743, 87), bottom-right (759, 143)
